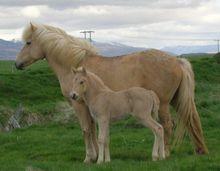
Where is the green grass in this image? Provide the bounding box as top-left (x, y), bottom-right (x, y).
top-left (0, 57), bottom-right (220, 170)
top-left (0, 60), bottom-right (64, 114)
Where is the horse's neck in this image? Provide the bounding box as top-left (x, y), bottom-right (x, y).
top-left (45, 55), bottom-right (72, 97)
top-left (45, 52), bottom-right (104, 97)
top-left (83, 75), bottom-right (110, 106)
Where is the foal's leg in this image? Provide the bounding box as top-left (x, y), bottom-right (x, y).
top-left (104, 136), bottom-right (111, 162)
top-left (91, 119), bottom-right (99, 157)
top-left (159, 103), bottom-right (172, 157)
top-left (70, 100), bottom-right (98, 163)
top-left (97, 119), bottom-right (109, 164)
top-left (139, 114), bottom-right (165, 161)
top-left (152, 131), bottom-right (159, 161)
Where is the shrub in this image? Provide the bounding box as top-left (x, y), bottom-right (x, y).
top-left (213, 52), bottom-right (220, 64)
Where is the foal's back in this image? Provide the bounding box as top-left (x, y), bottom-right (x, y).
top-left (96, 87), bottom-right (159, 120)
top-left (122, 87), bottom-right (159, 112)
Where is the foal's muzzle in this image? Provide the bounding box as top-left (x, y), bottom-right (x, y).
top-left (70, 92), bottom-right (78, 100)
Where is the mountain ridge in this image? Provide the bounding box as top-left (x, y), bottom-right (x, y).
top-left (0, 38), bottom-right (218, 60)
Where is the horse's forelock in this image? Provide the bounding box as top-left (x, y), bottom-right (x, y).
top-left (22, 23), bottom-right (98, 67)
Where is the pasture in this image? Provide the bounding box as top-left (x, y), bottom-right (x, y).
top-left (0, 57), bottom-right (219, 170)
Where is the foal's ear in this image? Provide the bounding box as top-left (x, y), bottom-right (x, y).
top-left (82, 67), bottom-right (87, 75)
top-left (77, 67), bottom-right (87, 75)
top-left (30, 22), bottom-right (37, 32)
top-left (71, 67), bottom-right (77, 74)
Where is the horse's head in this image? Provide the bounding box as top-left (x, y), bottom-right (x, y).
top-left (15, 23), bottom-right (45, 70)
top-left (70, 67), bottom-right (88, 101)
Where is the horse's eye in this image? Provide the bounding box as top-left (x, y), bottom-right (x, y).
top-left (80, 81), bottom-right (84, 85)
top-left (26, 42), bottom-right (31, 45)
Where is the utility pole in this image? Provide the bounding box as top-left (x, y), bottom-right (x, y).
top-left (214, 39), bottom-right (220, 53)
top-left (80, 31), bottom-right (87, 39)
top-left (80, 30), bottom-right (95, 42)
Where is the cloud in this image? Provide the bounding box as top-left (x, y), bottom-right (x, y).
top-left (0, 0), bottom-right (210, 9)
top-left (0, 0), bottom-right (219, 48)
top-left (21, 6), bottom-right (42, 18)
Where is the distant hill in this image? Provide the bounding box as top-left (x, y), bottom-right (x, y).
top-left (179, 53), bottom-right (214, 58)
top-left (93, 41), bottom-right (146, 57)
top-left (0, 39), bottom-right (147, 60)
top-left (162, 44), bottom-right (218, 55)
top-left (0, 39), bottom-right (23, 60)
top-left (1, 38), bottom-right (218, 59)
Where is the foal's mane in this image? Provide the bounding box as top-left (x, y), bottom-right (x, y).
top-left (87, 71), bottom-right (110, 91)
top-left (22, 23), bottom-right (98, 67)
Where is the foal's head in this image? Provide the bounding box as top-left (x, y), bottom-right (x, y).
top-left (70, 67), bottom-right (88, 101)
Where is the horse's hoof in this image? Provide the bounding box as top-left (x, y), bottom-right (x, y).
top-left (165, 149), bottom-right (170, 157)
top-left (196, 148), bottom-right (207, 155)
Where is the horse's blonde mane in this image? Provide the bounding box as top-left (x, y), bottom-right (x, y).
top-left (22, 23), bottom-right (98, 67)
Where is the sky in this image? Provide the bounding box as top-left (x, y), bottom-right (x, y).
top-left (0, 0), bottom-right (220, 48)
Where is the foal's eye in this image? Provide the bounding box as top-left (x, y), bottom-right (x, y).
top-left (26, 42), bottom-right (31, 45)
top-left (80, 81), bottom-right (84, 85)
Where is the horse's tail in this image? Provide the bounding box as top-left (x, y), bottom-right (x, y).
top-left (151, 91), bottom-right (160, 121)
top-left (173, 58), bottom-right (208, 154)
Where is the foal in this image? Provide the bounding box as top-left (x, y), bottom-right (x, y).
top-left (70, 67), bottom-right (165, 164)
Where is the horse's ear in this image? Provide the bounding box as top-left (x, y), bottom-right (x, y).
top-left (30, 22), bottom-right (37, 32)
top-left (71, 67), bottom-right (77, 74)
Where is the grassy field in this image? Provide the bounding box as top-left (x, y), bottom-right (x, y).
top-left (0, 57), bottom-right (219, 171)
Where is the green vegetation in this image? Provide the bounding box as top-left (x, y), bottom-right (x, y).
top-left (0, 57), bottom-right (219, 170)
top-left (213, 53), bottom-right (220, 64)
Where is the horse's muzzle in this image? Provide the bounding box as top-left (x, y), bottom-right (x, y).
top-left (15, 62), bottom-right (24, 70)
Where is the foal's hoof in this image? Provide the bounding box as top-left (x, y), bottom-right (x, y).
top-left (97, 160), bottom-right (104, 164)
top-left (84, 157), bottom-right (92, 164)
top-left (152, 155), bottom-right (159, 161)
top-left (159, 155), bottom-right (166, 160)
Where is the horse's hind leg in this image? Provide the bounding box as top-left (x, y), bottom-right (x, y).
top-left (159, 103), bottom-right (172, 157)
top-left (139, 114), bottom-right (165, 161)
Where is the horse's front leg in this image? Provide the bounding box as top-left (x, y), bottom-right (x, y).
top-left (70, 100), bottom-right (98, 163)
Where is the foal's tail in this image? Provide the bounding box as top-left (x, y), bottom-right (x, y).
top-left (151, 91), bottom-right (160, 121)
top-left (173, 58), bottom-right (208, 154)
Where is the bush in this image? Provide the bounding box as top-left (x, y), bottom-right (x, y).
top-left (213, 52), bottom-right (220, 64)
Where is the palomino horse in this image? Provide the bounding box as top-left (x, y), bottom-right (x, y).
top-left (16, 23), bottom-right (208, 162)
top-left (70, 67), bottom-right (165, 163)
